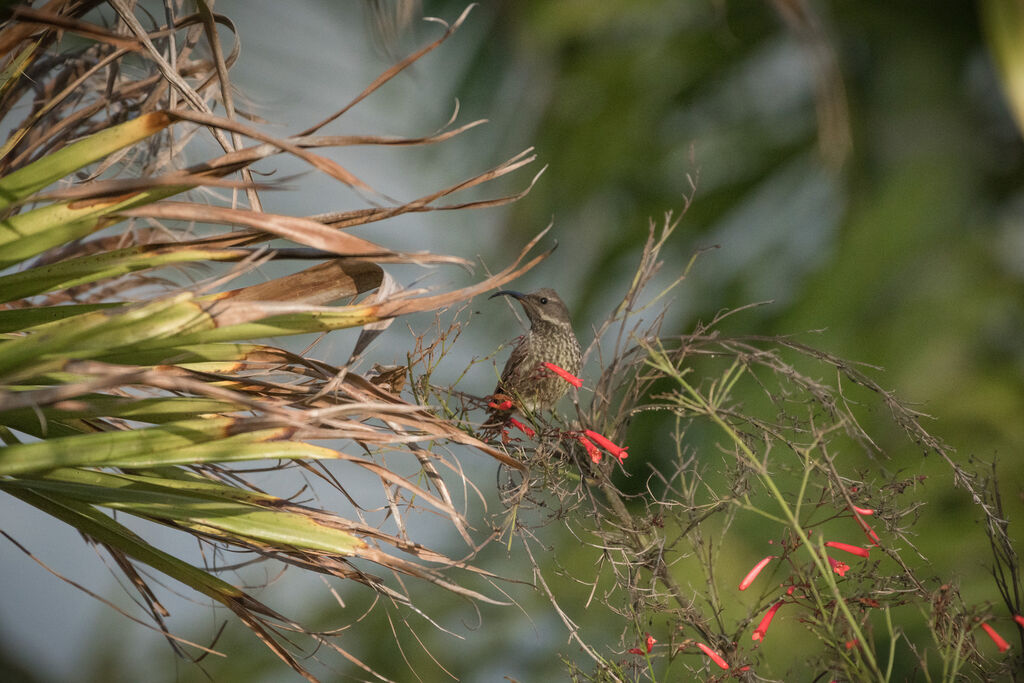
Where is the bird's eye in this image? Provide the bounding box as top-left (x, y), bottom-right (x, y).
top-left (539, 297), bottom-right (548, 304)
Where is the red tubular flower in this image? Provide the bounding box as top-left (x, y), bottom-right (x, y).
top-left (507, 417), bottom-right (535, 438)
top-left (752, 601), bottom-right (783, 641)
top-left (739, 556), bottom-right (775, 591)
top-left (980, 622), bottom-right (1010, 652)
top-left (542, 361), bottom-right (584, 388)
top-left (828, 556), bottom-right (850, 577)
top-left (488, 399), bottom-right (514, 411)
top-left (696, 642), bottom-right (729, 669)
top-left (628, 633), bottom-right (656, 656)
top-left (583, 429), bottom-right (629, 462)
top-left (1015, 615), bottom-right (1024, 629)
top-left (577, 434), bottom-right (602, 463)
top-left (852, 505), bottom-right (875, 516)
top-left (825, 541), bottom-right (870, 558)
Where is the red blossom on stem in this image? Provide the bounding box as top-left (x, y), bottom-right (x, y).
top-left (488, 399), bottom-right (514, 411)
top-left (739, 556), bottom-right (775, 591)
top-left (1015, 615), bottom-right (1024, 629)
top-left (752, 601), bottom-right (784, 641)
top-left (583, 429), bottom-right (629, 462)
top-left (852, 505), bottom-right (875, 516)
top-left (980, 622), bottom-right (1010, 652)
top-left (828, 556), bottom-right (850, 577)
top-left (627, 633), bottom-right (656, 655)
top-left (507, 417), bottom-right (535, 438)
top-left (825, 541), bottom-right (870, 558)
top-left (576, 434), bottom-right (603, 463)
top-left (542, 361), bottom-right (584, 388)
top-left (696, 642), bottom-right (729, 669)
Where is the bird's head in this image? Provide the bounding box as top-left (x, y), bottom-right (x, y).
top-left (490, 288), bottom-right (572, 328)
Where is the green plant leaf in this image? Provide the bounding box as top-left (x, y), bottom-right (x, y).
top-left (6, 468), bottom-right (368, 555)
top-left (0, 112), bottom-right (173, 208)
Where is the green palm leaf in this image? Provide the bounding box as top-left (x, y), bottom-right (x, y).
top-left (0, 4), bottom-right (521, 680)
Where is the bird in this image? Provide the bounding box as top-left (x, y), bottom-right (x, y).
top-left (484, 288), bottom-right (582, 431)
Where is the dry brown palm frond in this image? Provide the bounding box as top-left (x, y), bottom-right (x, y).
top-left (0, 3), bottom-right (545, 680)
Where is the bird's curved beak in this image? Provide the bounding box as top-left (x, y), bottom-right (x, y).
top-left (489, 290), bottom-right (525, 301)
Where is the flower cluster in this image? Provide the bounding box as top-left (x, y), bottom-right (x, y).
top-left (489, 362), bottom-right (630, 464)
top-left (737, 529), bottom-right (874, 644)
top-left (724, 503), bottom-right (1024, 669)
